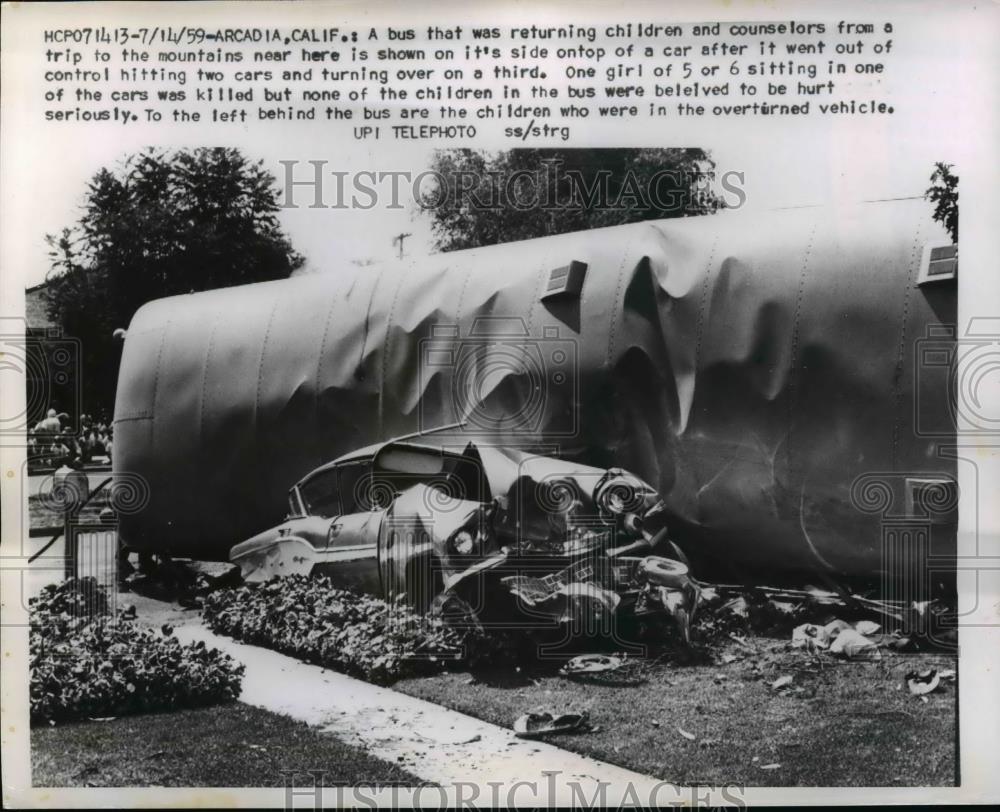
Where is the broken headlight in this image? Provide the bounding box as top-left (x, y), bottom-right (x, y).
top-left (451, 529), bottom-right (476, 556)
top-left (594, 470), bottom-right (650, 518)
top-left (447, 514), bottom-right (493, 558)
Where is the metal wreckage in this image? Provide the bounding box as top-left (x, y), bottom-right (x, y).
top-left (113, 198), bottom-right (958, 635)
top-left (226, 437), bottom-right (703, 638)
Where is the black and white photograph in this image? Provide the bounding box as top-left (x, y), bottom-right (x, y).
top-left (1, 0), bottom-right (997, 807)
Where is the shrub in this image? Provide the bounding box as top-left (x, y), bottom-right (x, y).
top-left (202, 576), bottom-right (468, 685)
top-left (30, 578), bottom-right (244, 725)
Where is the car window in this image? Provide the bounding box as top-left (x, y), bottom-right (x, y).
top-left (341, 465), bottom-right (457, 512)
top-left (376, 445), bottom-right (445, 476)
top-left (299, 447), bottom-right (486, 518)
top-left (287, 489), bottom-right (305, 519)
top-left (441, 452), bottom-right (486, 504)
top-left (298, 469), bottom-right (342, 518)
top-left (337, 460), bottom-right (379, 513)
top-left (373, 472), bottom-right (447, 501)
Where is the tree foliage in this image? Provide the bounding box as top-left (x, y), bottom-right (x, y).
top-left (45, 148), bottom-right (304, 415)
top-left (925, 161), bottom-right (958, 243)
top-left (420, 148), bottom-right (724, 252)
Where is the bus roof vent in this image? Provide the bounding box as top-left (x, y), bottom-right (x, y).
top-left (918, 241), bottom-right (957, 285)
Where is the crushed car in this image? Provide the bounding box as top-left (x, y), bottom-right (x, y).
top-left (229, 438), bottom-right (701, 638)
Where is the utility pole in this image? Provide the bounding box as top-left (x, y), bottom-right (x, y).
top-left (392, 232), bottom-right (412, 259)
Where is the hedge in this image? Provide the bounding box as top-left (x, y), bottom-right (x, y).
top-left (202, 576), bottom-right (468, 685)
top-left (30, 578), bottom-right (244, 724)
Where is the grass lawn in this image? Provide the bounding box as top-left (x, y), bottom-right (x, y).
top-left (32, 702), bottom-right (423, 787)
top-left (398, 637), bottom-right (957, 787)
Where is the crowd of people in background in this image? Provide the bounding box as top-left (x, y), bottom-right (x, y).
top-left (27, 409), bottom-right (113, 471)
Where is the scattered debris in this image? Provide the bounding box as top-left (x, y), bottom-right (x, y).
top-left (491, 546), bottom-right (702, 645)
top-left (719, 596), bottom-right (749, 618)
top-left (906, 669), bottom-right (942, 696)
top-left (513, 710), bottom-right (591, 739)
top-left (829, 628), bottom-right (881, 660)
top-left (557, 653), bottom-right (647, 686)
top-left (676, 726), bottom-right (696, 741)
top-left (771, 675), bottom-right (794, 691)
top-left (791, 623), bottom-right (830, 651)
top-left (759, 762), bottom-right (782, 770)
top-left (882, 633), bottom-right (912, 651)
top-left (711, 583), bottom-right (911, 626)
top-left (792, 619), bottom-right (886, 660)
top-left (417, 728), bottom-right (483, 745)
top-left (559, 654), bottom-right (624, 677)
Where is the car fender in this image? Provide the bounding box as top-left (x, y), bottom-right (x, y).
top-left (378, 483), bottom-right (483, 607)
top-left (230, 533), bottom-right (319, 582)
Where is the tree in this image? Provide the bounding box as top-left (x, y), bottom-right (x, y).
top-left (45, 147), bottom-right (304, 416)
top-left (925, 162), bottom-right (958, 243)
top-left (419, 148), bottom-right (724, 252)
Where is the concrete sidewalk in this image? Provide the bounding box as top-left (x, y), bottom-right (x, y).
top-left (172, 623), bottom-right (666, 801)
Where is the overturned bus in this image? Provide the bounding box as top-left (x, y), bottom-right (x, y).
top-left (113, 198), bottom-right (958, 588)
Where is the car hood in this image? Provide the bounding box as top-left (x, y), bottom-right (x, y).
top-left (385, 482), bottom-right (483, 543)
top-left (474, 444), bottom-right (618, 499)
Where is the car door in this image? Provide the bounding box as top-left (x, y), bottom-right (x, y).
top-left (305, 460), bottom-right (384, 595)
top-left (320, 508), bottom-right (385, 595)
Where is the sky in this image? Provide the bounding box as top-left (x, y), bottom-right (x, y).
top-left (14, 133), bottom-right (962, 290)
top-left (12, 125), bottom-right (966, 289)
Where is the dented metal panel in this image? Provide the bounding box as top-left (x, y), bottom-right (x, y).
top-left (114, 199), bottom-right (956, 578)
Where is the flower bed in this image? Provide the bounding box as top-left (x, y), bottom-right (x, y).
top-left (202, 576), bottom-right (467, 685)
top-left (30, 578), bottom-right (244, 725)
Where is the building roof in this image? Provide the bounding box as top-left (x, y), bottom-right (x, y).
top-left (24, 283), bottom-right (55, 331)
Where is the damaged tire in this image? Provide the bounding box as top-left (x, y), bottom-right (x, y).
top-left (640, 556), bottom-right (689, 589)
